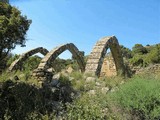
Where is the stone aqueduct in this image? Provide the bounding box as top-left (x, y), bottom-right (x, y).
top-left (8, 36), bottom-right (125, 81)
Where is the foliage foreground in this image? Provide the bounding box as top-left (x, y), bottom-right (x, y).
top-left (0, 71), bottom-right (160, 120)
top-left (66, 73), bottom-right (160, 120)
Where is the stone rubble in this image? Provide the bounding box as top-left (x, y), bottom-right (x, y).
top-left (85, 77), bottom-right (96, 83)
top-left (132, 64), bottom-right (160, 74)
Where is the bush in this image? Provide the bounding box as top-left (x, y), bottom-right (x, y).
top-left (130, 44), bottom-right (160, 67)
top-left (108, 78), bottom-right (160, 119)
top-left (66, 93), bottom-right (108, 119)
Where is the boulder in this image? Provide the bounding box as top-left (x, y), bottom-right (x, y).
top-left (86, 77), bottom-right (96, 83)
top-left (47, 68), bottom-right (54, 73)
top-left (66, 66), bottom-right (73, 74)
top-left (50, 79), bottom-right (59, 87)
top-left (101, 87), bottom-right (109, 94)
top-left (52, 73), bottom-right (60, 80)
top-left (88, 90), bottom-right (95, 95)
top-left (95, 82), bottom-right (101, 86)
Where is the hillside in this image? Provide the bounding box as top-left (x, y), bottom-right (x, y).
top-left (0, 1), bottom-right (159, 119)
top-left (0, 42), bottom-right (160, 119)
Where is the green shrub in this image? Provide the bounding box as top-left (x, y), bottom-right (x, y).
top-left (108, 78), bottom-right (160, 120)
top-left (58, 74), bottom-right (71, 87)
top-left (70, 78), bottom-right (86, 91)
top-left (70, 71), bottom-right (83, 80)
top-left (66, 93), bottom-right (107, 119)
top-left (100, 76), bottom-right (125, 88)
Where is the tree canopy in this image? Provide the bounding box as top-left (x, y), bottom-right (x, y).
top-left (120, 45), bottom-right (132, 59)
top-left (129, 44), bottom-right (160, 67)
top-left (0, 2), bottom-right (31, 62)
top-left (132, 44), bottom-right (148, 55)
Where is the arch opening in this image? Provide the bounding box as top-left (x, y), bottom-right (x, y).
top-left (100, 50), bottom-right (117, 77)
top-left (49, 50), bottom-right (82, 73)
top-left (37, 43), bottom-right (85, 72)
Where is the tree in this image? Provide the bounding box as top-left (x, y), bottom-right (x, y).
top-left (130, 44), bottom-right (160, 67)
top-left (146, 44), bottom-right (160, 64)
top-left (120, 45), bottom-right (132, 59)
top-left (132, 44), bottom-right (148, 55)
top-left (23, 55), bottom-right (42, 71)
top-left (0, 2), bottom-right (31, 62)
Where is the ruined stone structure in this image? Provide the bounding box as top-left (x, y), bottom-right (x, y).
top-left (85, 36), bottom-right (125, 77)
top-left (132, 64), bottom-right (160, 74)
top-left (33, 43), bottom-right (85, 81)
top-left (9, 36), bottom-right (126, 82)
top-left (100, 53), bottom-right (117, 77)
top-left (8, 47), bottom-right (49, 71)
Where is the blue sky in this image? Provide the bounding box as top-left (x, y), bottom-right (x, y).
top-left (10, 0), bottom-right (160, 58)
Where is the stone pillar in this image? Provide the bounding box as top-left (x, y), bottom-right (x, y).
top-left (32, 68), bottom-right (53, 85)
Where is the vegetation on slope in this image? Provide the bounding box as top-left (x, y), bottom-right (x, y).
top-left (65, 73), bottom-right (160, 120)
top-left (121, 43), bottom-right (160, 67)
top-left (0, 70), bottom-right (160, 119)
top-left (0, 1), bottom-right (160, 120)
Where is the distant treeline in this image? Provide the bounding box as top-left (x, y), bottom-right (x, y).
top-left (120, 43), bottom-right (160, 67)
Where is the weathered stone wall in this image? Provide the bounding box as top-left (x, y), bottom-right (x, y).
top-left (33, 43), bottom-right (85, 81)
top-left (32, 69), bottom-right (53, 83)
top-left (85, 36), bottom-right (125, 77)
top-left (8, 47), bottom-right (49, 71)
top-left (100, 55), bottom-right (160, 77)
top-left (100, 53), bottom-right (117, 77)
top-left (132, 64), bottom-right (160, 74)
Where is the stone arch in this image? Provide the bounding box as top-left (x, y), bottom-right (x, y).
top-left (37, 43), bottom-right (85, 72)
top-left (8, 47), bottom-right (49, 71)
top-left (85, 36), bottom-right (125, 77)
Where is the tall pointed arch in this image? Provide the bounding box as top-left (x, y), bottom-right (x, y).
top-left (8, 47), bottom-right (49, 71)
top-left (37, 43), bottom-right (85, 72)
top-left (85, 36), bottom-right (125, 76)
